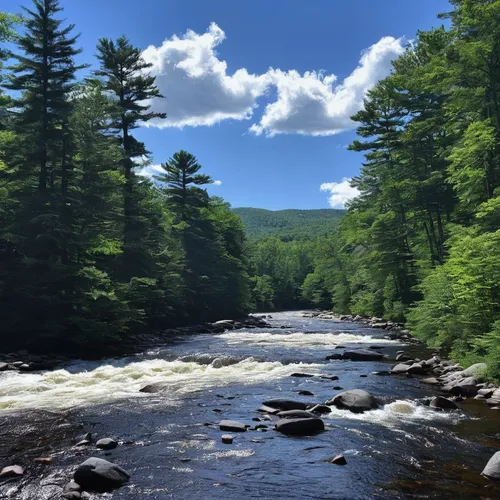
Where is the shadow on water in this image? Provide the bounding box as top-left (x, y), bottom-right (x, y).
top-left (1, 311), bottom-right (500, 499)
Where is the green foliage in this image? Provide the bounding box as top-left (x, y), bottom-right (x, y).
top-left (0, 1), bottom-right (252, 353)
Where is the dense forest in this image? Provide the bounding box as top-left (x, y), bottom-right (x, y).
top-left (0, 1), bottom-right (253, 353)
top-left (3, 0), bottom-right (500, 379)
top-left (266, 0), bottom-right (500, 379)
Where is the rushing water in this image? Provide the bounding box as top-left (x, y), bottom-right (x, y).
top-left (1, 311), bottom-right (499, 499)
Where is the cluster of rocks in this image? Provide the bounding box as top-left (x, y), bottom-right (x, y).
top-left (0, 350), bottom-right (69, 373)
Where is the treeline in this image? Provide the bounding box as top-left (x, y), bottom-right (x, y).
top-left (0, 1), bottom-right (251, 353)
top-left (300, 0), bottom-right (500, 378)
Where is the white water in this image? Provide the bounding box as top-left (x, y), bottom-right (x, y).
top-left (218, 331), bottom-right (399, 347)
top-left (0, 357), bottom-right (321, 412)
top-left (325, 400), bottom-right (464, 427)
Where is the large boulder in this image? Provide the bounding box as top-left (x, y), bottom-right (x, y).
top-left (392, 363), bottom-right (410, 374)
top-left (430, 396), bottom-right (458, 410)
top-left (326, 389), bottom-right (378, 413)
top-left (276, 410), bottom-right (316, 419)
top-left (449, 377), bottom-right (478, 397)
top-left (407, 363), bottom-right (427, 375)
top-left (219, 420), bottom-right (247, 432)
top-left (73, 458), bottom-right (130, 492)
top-left (96, 438), bottom-right (118, 450)
top-left (275, 417), bottom-right (324, 436)
top-left (482, 452), bottom-right (500, 480)
top-left (342, 350), bottom-right (385, 362)
top-left (262, 400), bottom-right (307, 411)
top-left (485, 388), bottom-right (500, 406)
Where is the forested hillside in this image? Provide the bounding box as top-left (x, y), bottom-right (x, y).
top-left (233, 208), bottom-right (345, 240)
top-left (292, 0), bottom-right (500, 378)
top-left (0, 1), bottom-right (251, 353)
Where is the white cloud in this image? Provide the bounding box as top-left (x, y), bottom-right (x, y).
top-left (250, 36), bottom-right (404, 137)
top-left (320, 178), bottom-right (360, 208)
top-left (213, 180), bottom-right (222, 186)
top-left (141, 25), bottom-right (404, 137)
top-left (137, 164), bottom-right (164, 179)
top-left (142, 23), bottom-right (270, 128)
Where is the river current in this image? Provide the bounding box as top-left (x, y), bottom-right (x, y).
top-left (1, 311), bottom-right (499, 499)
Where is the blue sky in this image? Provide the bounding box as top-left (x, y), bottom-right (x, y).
top-left (4, 0), bottom-right (451, 209)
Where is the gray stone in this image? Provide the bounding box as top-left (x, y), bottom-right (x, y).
top-left (309, 404), bottom-right (332, 414)
top-left (96, 438), bottom-right (118, 450)
top-left (221, 435), bottom-right (233, 444)
top-left (262, 399), bottom-right (307, 411)
top-left (462, 363), bottom-right (487, 379)
top-left (341, 350), bottom-right (384, 361)
top-left (276, 410), bottom-right (316, 419)
top-left (421, 377), bottom-right (440, 385)
top-left (0, 362), bottom-right (7, 372)
top-left (407, 363), bottom-right (427, 375)
top-left (392, 363), bottom-right (410, 374)
top-left (330, 455), bottom-right (347, 465)
top-left (0, 465), bottom-right (24, 477)
top-left (482, 451), bottom-right (500, 480)
top-left (290, 373), bottom-right (314, 378)
top-left (74, 457), bottom-right (130, 492)
top-left (257, 405), bottom-right (281, 415)
top-left (275, 417), bottom-right (324, 436)
top-left (219, 420), bottom-right (247, 432)
top-left (326, 389), bottom-right (378, 413)
top-left (64, 481), bottom-right (82, 493)
top-left (430, 396), bottom-right (458, 410)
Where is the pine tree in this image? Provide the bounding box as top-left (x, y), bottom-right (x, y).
top-left (96, 36), bottom-right (166, 280)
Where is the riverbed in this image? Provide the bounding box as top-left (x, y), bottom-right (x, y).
top-left (1, 311), bottom-right (499, 499)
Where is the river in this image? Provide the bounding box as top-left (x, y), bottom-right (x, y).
top-left (1, 311), bottom-right (499, 499)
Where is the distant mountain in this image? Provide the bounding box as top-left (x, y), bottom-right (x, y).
top-left (233, 207), bottom-right (345, 240)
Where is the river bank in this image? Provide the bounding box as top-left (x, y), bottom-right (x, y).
top-left (1, 311), bottom-right (500, 499)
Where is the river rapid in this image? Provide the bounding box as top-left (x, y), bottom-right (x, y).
top-left (1, 311), bottom-right (499, 499)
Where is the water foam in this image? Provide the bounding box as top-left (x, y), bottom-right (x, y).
top-left (0, 357), bottom-right (320, 412)
top-left (218, 331), bottom-right (398, 348)
top-left (325, 400), bottom-right (464, 427)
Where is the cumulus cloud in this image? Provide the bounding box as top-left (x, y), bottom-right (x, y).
top-left (320, 178), bottom-right (360, 208)
top-left (250, 36), bottom-right (404, 137)
top-left (137, 164), bottom-right (164, 179)
top-left (213, 180), bottom-right (222, 186)
top-left (142, 23), bottom-right (270, 128)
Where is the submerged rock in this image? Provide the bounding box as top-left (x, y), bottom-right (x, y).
top-left (430, 396), bottom-right (458, 410)
top-left (482, 451), bottom-right (500, 480)
top-left (74, 457), bottom-right (130, 492)
top-left (219, 420), bottom-right (247, 432)
top-left (276, 409), bottom-right (316, 419)
top-left (96, 438), bottom-right (118, 450)
top-left (326, 389), bottom-right (378, 413)
top-left (297, 390), bottom-right (314, 396)
top-left (262, 399), bottom-right (307, 411)
top-left (275, 417), bottom-right (324, 436)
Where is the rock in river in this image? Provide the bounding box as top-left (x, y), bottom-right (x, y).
top-left (74, 458), bottom-right (130, 492)
top-left (221, 435), bottom-right (233, 444)
top-left (262, 399), bottom-right (307, 411)
top-left (275, 417), bottom-right (324, 436)
top-left (0, 465), bottom-right (24, 477)
top-left (219, 420), bottom-right (248, 432)
top-left (326, 389), bottom-right (378, 413)
top-left (482, 451), bottom-right (500, 480)
top-left (96, 438), bottom-right (118, 450)
top-left (276, 410), bottom-right (316, 419)
top-left (326, 350), bottom-right (384, 362)
top-left (429, 396), bottom-right (458, 410)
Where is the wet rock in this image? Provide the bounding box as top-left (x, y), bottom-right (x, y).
top-left (421, 377), bottom-right (440, 385)
top-left (372, 322), bottom-right (388, 329)
top-left (221, 435), bottom-right (233, 444)
top-left (276, 410), bottom-right (316, 419)
top-left (96, 438), bottom-right (118, 450)
top-left (392, 363), bottom-right (410, 374)
top-left (319, 375), bottom-right (339, 381)
top-left (34, 457), bottom-right (54, 464)
top-left (219, 420), bottom-right (247, 432)
top-left (309, 404), bottom-right (332, 414)
top-left (262, 400), bottom-right (307, 411)
top-left (449, 377), bottom-right (478, 397)
top-left (407, 363), bottom-right (427, 375)
top-left (75, 439), bottom-right (92, 447)
top-left (341, 350), bottom-right (384, 362)
top-left (326, 389), bottom-right (378, 413)
top-left (74, 457), bottom-right (130, 492)
top-left (139, 383), bottom-right (165, 393)
top-left (430, 396), bottom-right (458, 410)
top-left (275, 417), bottom-right (324, 436)
top-left (330, 455), bottom-right (347, 465)
top-left (11, 361), bottom-right (24, 367)
top-left (325, 353), bottom-right (343, 360)
top-left (333, 386), bottom-right (343, 390)
top-left (0, 465), bottom-right (24, 477)
top-left (359, 374), bottom-right (368, 378)
top-left (369, 346), bottom-right (384, 350)
top-left (482, 451), bottom-right (500, 480)
top-left (396, 353), bottom-right (412, 362)
top-left (0, 362), bottom-right (7, 371)
top-left (290, 373), bottom-right (314, 378)
top-left (19, 363), bottom-right (32, 371)
top-left (297, 390), bottom-right (314, 396)
top-left (477, 388), bottom-right (494, 398)
top-left (258, 405), bottom-right (281, 415)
